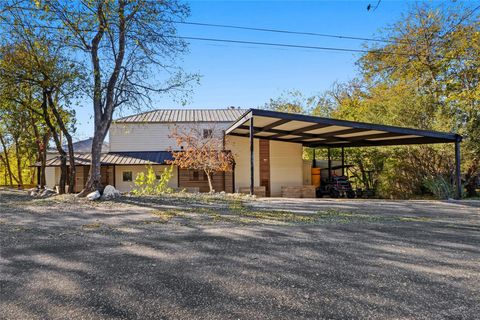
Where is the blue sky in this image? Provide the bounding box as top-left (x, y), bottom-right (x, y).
top-left (73, 0), bottom-right (461, 140)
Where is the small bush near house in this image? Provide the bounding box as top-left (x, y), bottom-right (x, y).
top-left (131, 165), bottom-right (174, 195)
top-left (423, 175), bottom-right (456, 200)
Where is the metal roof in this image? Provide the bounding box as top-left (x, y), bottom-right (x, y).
top-left (115, 108), bottom-right (246, 123)
top-left (47, 138), bottom-right (109, 153)
top-left (226, 109), bottom-right (461, 148)
top-left (38, 151), bottom-right (174, 167)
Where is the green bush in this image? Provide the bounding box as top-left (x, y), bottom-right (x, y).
top-left (131, 164), bottom-right (174, 195)
top-left (423, 175), bottom-right (455, 200)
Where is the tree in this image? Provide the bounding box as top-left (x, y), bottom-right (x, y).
top-left (168, 125), bottom-right (234, 193)
top-left (0, 39), bottom-right (79, 193)
top-left (0, 91), bottom-right (45, 188)
top-left (7, 0), bottom-right (197, 195)
top-left (262, 90), bottom-right (334, 116)
top-left (332, 3), bottom-right (479, 197)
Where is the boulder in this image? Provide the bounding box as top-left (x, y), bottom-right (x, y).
top-left (86, 190), bottom-right (101, 201)
top-left (39, 188), bottom-right (56, 198)
top-left (101, 185), bottom-right (121, 200)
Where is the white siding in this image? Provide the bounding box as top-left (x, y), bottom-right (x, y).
top-left (109, 122), bottom-right (231, 152)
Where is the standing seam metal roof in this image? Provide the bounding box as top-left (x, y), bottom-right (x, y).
top-left (114, 108), bottom-right (246, 123)
top-left (36, 151), bottom-right (174, 167)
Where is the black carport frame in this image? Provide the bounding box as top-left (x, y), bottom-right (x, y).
top-left (225, 109), bottom-right (463, 199)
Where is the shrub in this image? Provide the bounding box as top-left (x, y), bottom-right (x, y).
top-left (131, 165), bottom-right (174, 195)
top-left (423, 175), bottom-right (455, 200)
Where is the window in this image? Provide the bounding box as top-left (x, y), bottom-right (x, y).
top-left (122, 171), bottom-right (133, 182)
top-left (191, 170), bottom-right (200, 181)
top-left (203, 129), bottom-right (213, 139)
top-left (189, 170), bottom-right (208, 181)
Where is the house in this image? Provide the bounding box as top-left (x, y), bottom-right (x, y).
top-left (40, 107), bottom-right (462, 198)
top-left (42, 108), bottom-right (304, 196)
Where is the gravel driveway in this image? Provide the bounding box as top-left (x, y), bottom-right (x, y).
top-left (1, 189), bottom-right (479, 319)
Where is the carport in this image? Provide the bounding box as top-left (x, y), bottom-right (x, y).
top-left (225, 109), bottom-right (463, 199)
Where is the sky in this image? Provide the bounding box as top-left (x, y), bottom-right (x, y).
top-left (72, 0), bottom-right (465, 140)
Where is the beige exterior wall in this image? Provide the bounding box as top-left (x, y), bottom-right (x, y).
top-left (269, 141), bottom-right (304, 197)
top-left (45, 167), bottom-right (57, 189)
top-left (226, 136), bottom-right (304, 197)
top-left (45, 152), bottom-right (58, 189)
top-left (114, 165), bottom-right (178, 192)
top-left (225, 135), bottom-right (260, 192)
top-left (109, 122), bottom-right (231, 152)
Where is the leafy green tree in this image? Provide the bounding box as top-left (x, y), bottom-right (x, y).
top-left (1, 0), bottom-right (198, 195)
top-left (0, 39), bottom-right (79, 193)
top-left (331, 3), bottom-right (479, 198)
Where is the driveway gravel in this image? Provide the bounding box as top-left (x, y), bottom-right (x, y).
top-left (1, 189), bottom-right (479, 319)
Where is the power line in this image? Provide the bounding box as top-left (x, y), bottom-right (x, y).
top-left (0, 21), bottom-right (410, 57)
top-left (172, 36), bottom-right (408, 56)
top-left (3, 4), bottom-right (404, 44)
top-left (169, 20), bottom-right (403, 44)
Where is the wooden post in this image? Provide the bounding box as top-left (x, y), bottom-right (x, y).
top-left (455, 140), bottom-right (461, 200)
top-left (113, 165), bottom-right (116, 188)
top-left (328, 147), bottom-right (332, 181)
top-left (249, 117), bottom-right (254, 195)
top-left (341, 147), bottom-right (345, 176)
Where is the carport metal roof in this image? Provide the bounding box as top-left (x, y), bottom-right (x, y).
top-left (225, 109), bottom-right (461, 148)
top-left (225, 108), bottom-right (462, 199)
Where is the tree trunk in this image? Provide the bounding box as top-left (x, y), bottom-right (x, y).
top-left (78, 132), bottom-right (106, 196)
top-left (13, 136), bottom-right (24, 188)
top-left (206, 171), bottom-right (214, 193)
top-left (47, 92), bottom-right (76, 193)
top-left (40, 91), bottom-right (66, 194)
top-left (78, 1), bottom-right (126, 197)
top-left (28, 108), bottom-right (48, 188)
top-left (0, 134), bottom-right (14, 187)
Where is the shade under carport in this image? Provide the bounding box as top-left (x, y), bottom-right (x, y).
top-left (225, 109), bottom-right (462, 198)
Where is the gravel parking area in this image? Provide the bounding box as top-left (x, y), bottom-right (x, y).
top-left (1, 189), bottom-right (479, 319)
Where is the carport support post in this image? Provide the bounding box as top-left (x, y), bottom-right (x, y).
top-left (341, 147), bottom-right (345, 176)
top-left (328, 147), bottom-right (332, 181)
top-left (249, 117), bottom-right (254, 196)
top-left (455, 139), bottom-right (461, 200)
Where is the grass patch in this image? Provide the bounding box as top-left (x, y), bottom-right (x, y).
top-left (239, 210), bottom-right (317, 223)
top-left (315, 209), bottom-right (432, 223)
top-left (81, 223), bottom-right (102, 229)
top-left (228, 200), bottom-right (316, 223)
top-left (151, 209), bottom-right (183, 223)
top-left (398, 216), bottom-right (432, 222)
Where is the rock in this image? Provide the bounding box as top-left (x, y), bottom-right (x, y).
top-left (86, 190), bottom-right (101, 201)
top-left (39, 188), bottom-right (56, 198)
top-left (101, 185), bottom-right (121, 200)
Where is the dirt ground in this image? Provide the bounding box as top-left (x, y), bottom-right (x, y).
top-left (1, 189), bottom-right (479, 319)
